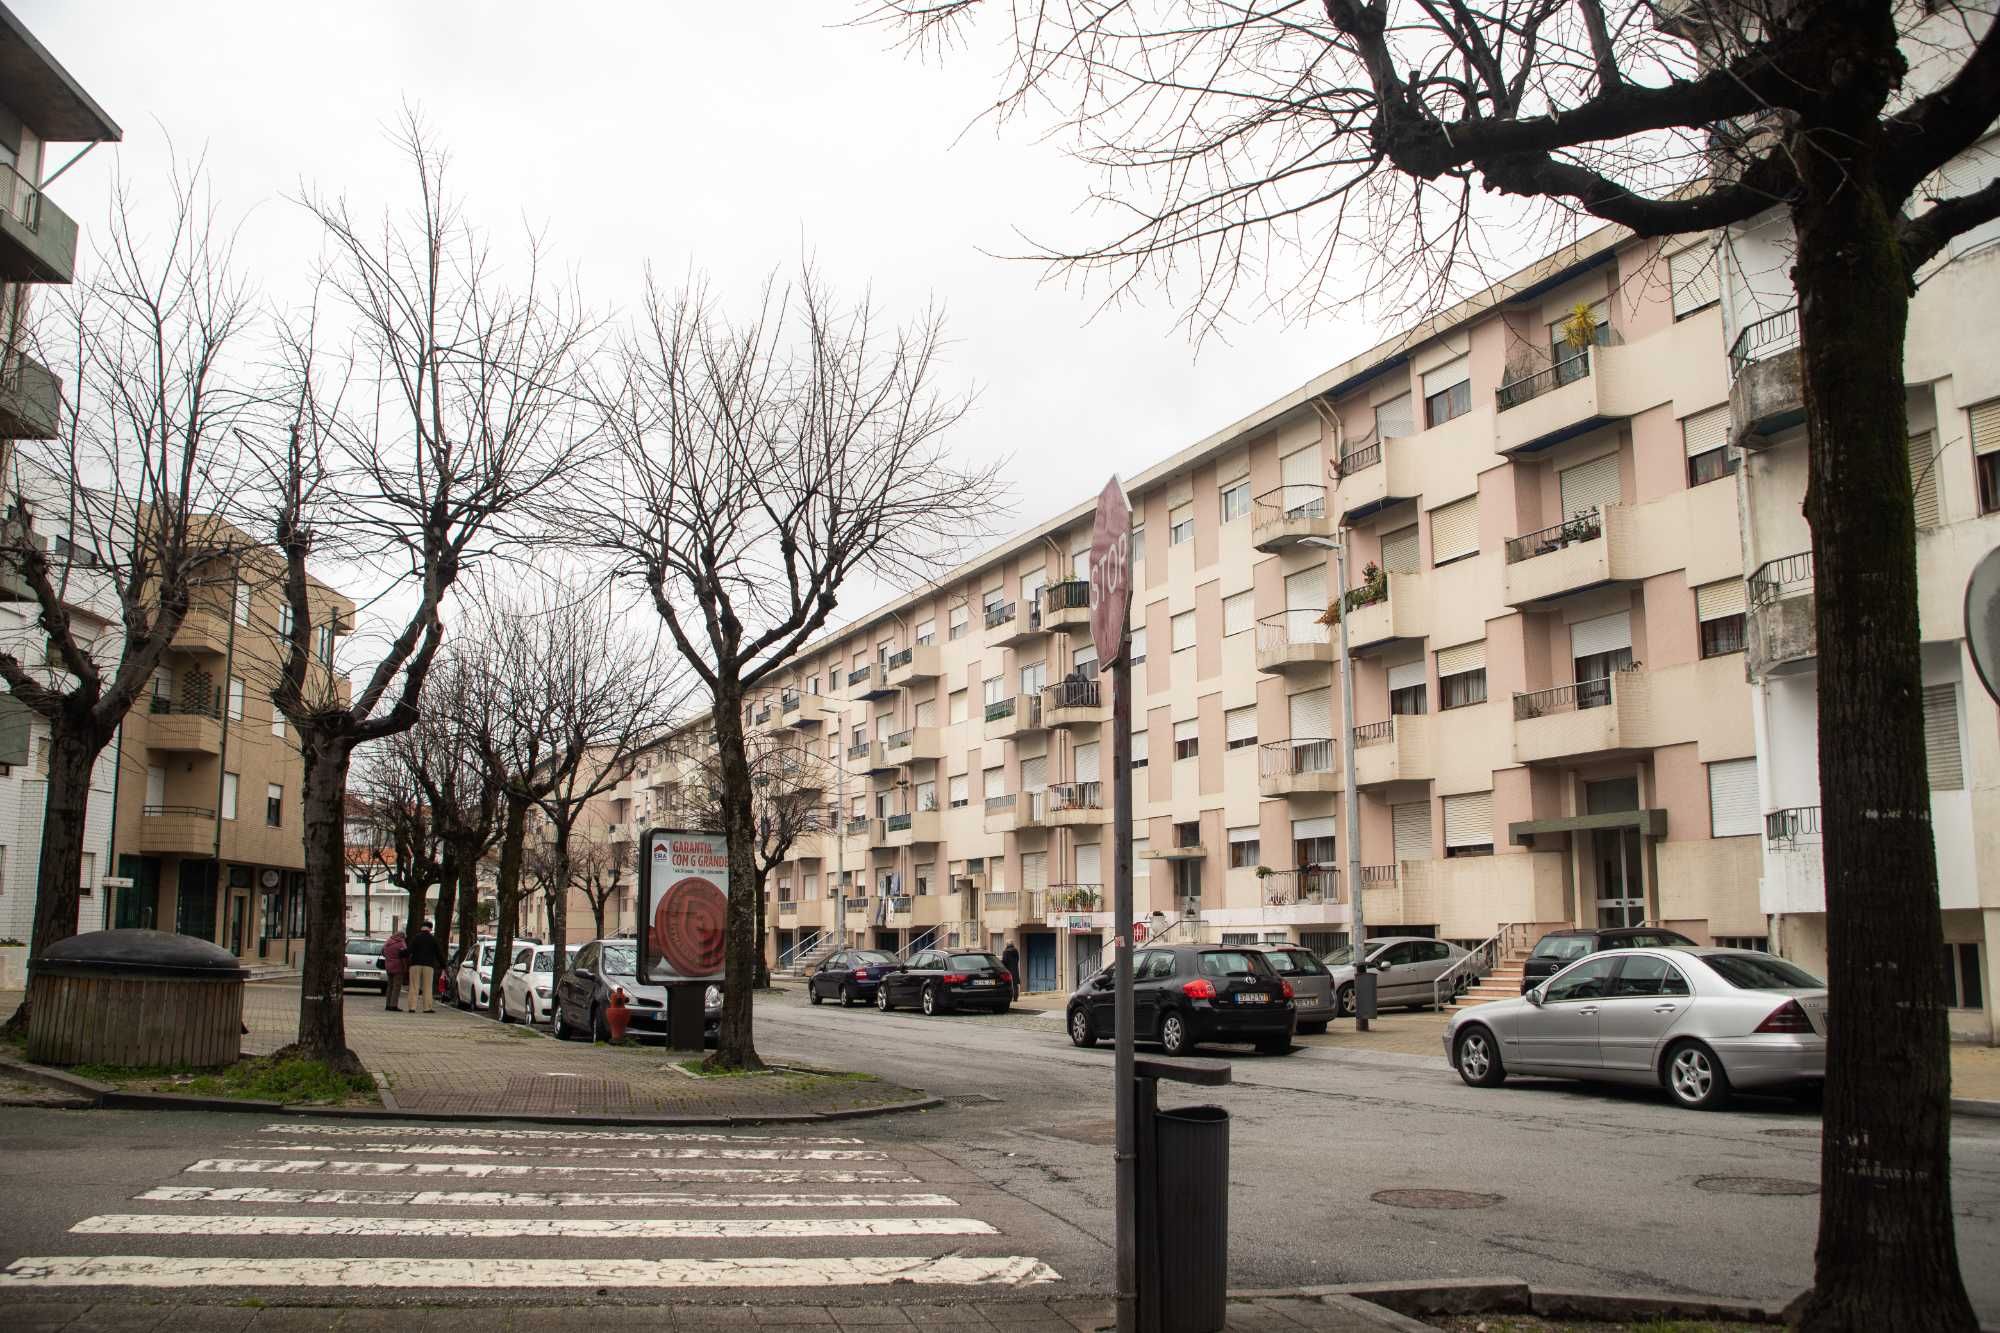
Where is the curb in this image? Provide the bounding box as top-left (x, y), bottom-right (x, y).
top-left (1954, 1096), bottom-right (2000, 1119)
top-left (1246, 1277), bottom-right (1796, 1325)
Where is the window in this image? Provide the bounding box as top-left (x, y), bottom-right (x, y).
top-left (950, 689), bottom-right (968, 724)
top-left (1442, 791), bottom-right (1493, 857)
top-left (227, 676), bottom-right (245, 721)
top-left (1714, 936), bottom-right (1769, 952)
top-left (1973, 400), bottom-right (2000, 514)
top-left (1428, 494), bottom-right (1479, 565)
top-left (266, 783), bottom-right (284, 828)
top-left (1131, 527), bottom-right (1146, 566)
top-left (851, 725), bottom-right (866, 749)
top-left (1981, 452), bottom-right (2000, 517)
top-left (1171, 612), bottom-right (1196, 652)
top-left (1223, 591), bottom-right (1252, 636)
top-left (1220, 478), bottom-right (1250, 523)
top-left (1224, 706), bottom-right (1257, 750)
top-left (1682, 405), bottom-right (1737, 487)
top-left (1422, 356), bottom-right (1471, 427)
top-left (1697, 581), bottom-right (1748, 658)
top-left (1945, 942), bottom-right (1984, 1011)
top-left (1020, 660), bottom-right (1047, 695)
top-left (1130, 729), bottom-right (1149, 770)
top-left (949, 774), bottom-right (969, 809)
top-left (949, 605), bottom-right (969, 640)
top-left (1174, 718), bottom-right (1199, 761)
top-left (234, 583), bottom-right (251, 626)
top-left (1436, 640), bottom-right (1486, 710)
top-left (277, 602), bottom-right (293, 638)
top-left (1227, 827), bottom-right (1260, 869)
top-left (221, 772), bottom-right (239, 821)
top-left (1129, 627), bottom-right (1148, 667)
top-left (1293, 816), bottom-right (1336, 869)
top-left (1911, 429), bottom-right (1941, 529)
top-left (1169, 504), bottom-right (1194, 545)
top-left (1707, 758), bottom-right (1760, 837)
top-left (1175, 821), bottom-right (1201, 847)
top-left (1374, 391), bottom-right (1414, 440)
top-left (1924, 683), bottom-right (1964, 790)
top-left (983, 765), bottom-right (1005, 799)
top-left (1667, 244), bottom-right (1720, 319)
top-left (1609, 955), bottom-right (1691, 998)
top-left (316, 624), bottom-right (334, 664)
top-left (1388, 660), bottom-right (1427, 716)
top-left (915, 618), bottom-right (936, 645)
top-left (271, 709), bottom-right (285, 739)
top-left (1544, 955), bottom-right (1619, 1002)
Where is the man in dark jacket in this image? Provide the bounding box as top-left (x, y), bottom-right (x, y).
top-left (404, 920), bottom-right (445, 1013)
top-left (1001, 940), bottom-right (1021, 1000)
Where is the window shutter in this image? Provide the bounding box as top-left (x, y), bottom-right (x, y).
top-left (1021, 568), bottom-right (1047, 606)
top-left (1696, 581), bottom-right (1747, 621)
top-left (1022, 852), bottom-right (1049, 892)
top-left (1225, 706), bottom-right (1257, 744)
top-left (1284, 566), bottom-right (1325, 611)
top-left (916, 698), bottom-right (938, 727)
top-left (1224, 591), bottom-right (1253, 635)
top-left (1020, 755), bottom-right (1047, 791)
top-left (1075, 842), bottom-right (1102, 884)
top-left (1131, 729), bottom-right (1149, 764)
top-left (1374, 392), bottom-right (1415, 439)
top-left (1228, 826), bottom-right (1258, 848)
top-left (1559, 454), bottom-right (1622, 518)
top-left (1387, 660), bottom-right (1425, 693)
top-left (1074, 644), bottom-right (1097, 672)
top-left (1682, 406), bottom-right (1730, 458)
top-left (1972, 400), bottom-right (2000, 456)
top-left (1924, 683), bottom-right (1964, 790)
top-left (1910, 430), bottom-right (1941, 529)
top-left (1436, 640), bottom-right (1486, 676)
top-left (1442, 791), bottom-right (1493, 848)
top-left (1280, 447), bottom-right (1320, 487)
top-left (1074, 742), bottom-right (1101, 783)
top-left (1668, 245), bottom-right (1720, 317)
top-left (1291, 816), bottom-right (1335, 841)
top-left (1429, 494), bottom-right (1479, 562)
top-left (1421, 356), bottom-right (1469, 399)
top-left (1172, 613), bottom-right (1196, 651)
top-left (1706, 758), bottom-right (1760, 837)
top-left (949, 774), bottom-right (969, 804)
top-left (1392, 802), bottom-right (1432, 861)
top-left (1379, 526), bottom-right (1420, 575)
top-left (1571, 610), bottom-right (1632, 658)
top-left (1174, 719), bottom-right (1198, 743)
top-left (1289, 688), bottom-right (1331, 739)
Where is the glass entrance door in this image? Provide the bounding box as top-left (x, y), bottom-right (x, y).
top-left (1591, 827), bottom-right (1645, 926)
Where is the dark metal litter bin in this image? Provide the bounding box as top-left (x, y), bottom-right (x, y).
top-left (26, 928), bottom-right (249, 1068)
top-left (1153, 1104), bottom-right (1230, 1333)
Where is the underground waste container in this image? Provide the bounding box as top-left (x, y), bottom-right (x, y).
top-left (26, 928), bottom-right (249, 1068)
top-left (1152, 1103), bottom-right (1230, 1333)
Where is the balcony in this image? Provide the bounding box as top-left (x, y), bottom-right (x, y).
top-left (1255, 611), bottom-right (1333, 675)
top-left (1345, 572), bottom-right (1427, 653)
top-left (986, 598), bottom-right (1045, 646)
top-left (1747, 551), bottom-right (1815, 677)
top-left (1729, 307), bottom-right (1803, 445)
top-left (1251, 485), bottom-right (1334, 551)
top-left (1258, 738), bottom-right (1340, 796)
top-left (1049, 883), bottom-right (1104, 913)
top-left (0, 165), bottom-right (81, 284)
top-left (1495, 346), bottom-right (1616, 455)
top-left (0, 346), bottom-right (62, 440)
top-left (1043, 580), bottom-right (1092, 633)
top-left (144, 698), bottom-right (223, 755)
top-left (878, 726), bottom-right (942, 767)
top-left (782, 691), bottom-right (831, 728)
top-left (878, 810), bottom-right (941, 848)
top-left (1043, 678), bottom-right (1109, 728)
top-left (883, 644), bottom-right (940, 689)
top-left (1353, 715), bottom-right (1431, 788)
top-left (138, 805), bottom-right (217, 856)
top-left (1335, 435), bottom-right (1420, 524)
top-left (1255, 869), bottom-right (1347, 927)
top-left (984, 789), bottom-right (1046, 833)
top-left (1046, 781), bottom-right (1104, 827)
top-left (1512, 669), bottom-right (1653, 764)
top-left (1501, 506), bottom-right (1637, 608)
top-left (752, 702), bottom-right (774, 728)
top-left (982, 889), bottom-right (1021, 917)
top-left (846, 663), bottom-right (895, 700)
top-left (846, 740), bottom-right (873, 765)
top-left (169, 608), bottom-right (232, 657)
top-left (985, 693), bottom-right (1047, 740)
top-left (844, 814), bottom-right (873, 842)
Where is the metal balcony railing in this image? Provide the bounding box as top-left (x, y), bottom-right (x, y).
top-left (1261, 868), bottom-right (1343, 906)
top-left (885, 647), bottom-right (913, 671)
top-left (1050, 883), bottom-right (1103, 911)
top-left (1360, 864), bottom-right (1399, 885)
top-left (1766, 805), bottom-right (1822, 847)
top-left (780, 690), bottom-right (801, 713)
top-left (883, 812), bottom-right (913, 835)
top-left (984, 600), bottom-right (1017, 629)
top-left (1045, 677), bottom-right (1101, 711)
top-left (143, 804), bottom-right (215, 819)
top-left (885, 729), bottom-right (914, 751)
top-left (1256, 610), bottom-right (1331, 653)
top-left (1505, 507), bottom-right (1604, 564)
top-left (1253, 484), bottom-right (1328, 524)
top-left (847, 741), bottom-right (871, 759)
top-left (845, 815), bottom-right (870, 835)
top-left (985, 696), bottom-right (1017, 723)
top-left (1498, 347), bottom-right (1591, 411)
top-left (1749, 551), bottom-right (1814, 608)
top-left (149, 693), bottom-right (222, 719)
top-left (1259, 738), bottom-right (1336, 778)
top-left (1352, 720), bottom-right (1394, 747)
top-left (1045, 579), bottom-right (1090, 612)
top-left (1729, 306), bottom-right (1800, 377)
top-left (847, 664), bottom-right (873, 688)
top-left (1047, 780), bottom-right (1102, 812)
top-left (889, 894), bottom-right (913, 912)
top-left (984, 792), bottom-right (1016, 814)
top-left (1336, 441), bottom-right (1382, 477)
top-left (1513, 675), bottom-right (1617, 720)
top-left (753, 705), bottom-right (772, 724)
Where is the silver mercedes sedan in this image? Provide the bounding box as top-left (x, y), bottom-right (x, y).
top-left (1442, 946), bottom-right (1827, 1110)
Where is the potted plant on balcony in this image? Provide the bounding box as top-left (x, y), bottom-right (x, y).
top-left (1341, 562), bottom-right (1387, 612)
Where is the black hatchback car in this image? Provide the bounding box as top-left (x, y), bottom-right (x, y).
top-left (807, 949), bottom-right (902, 1007)
top-left (1519, 926), bottom-right (1699, 993)
top-left (875, 949), bottom-right (1013, 1015)
top-left (1067, 944), bottom-right (1296, 1056)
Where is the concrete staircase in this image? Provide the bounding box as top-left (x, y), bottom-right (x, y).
top-left (777, 933), bottom-right (839, 978)
top-left (1446, 946), bottom-right (1532, 1010)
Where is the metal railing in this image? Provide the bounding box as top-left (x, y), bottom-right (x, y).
top-left (845, 815), bottom-right (870, 835)
top-left (984, 792), bottom-right (1017, 814)
top-left (148, 693), bottom-right (222, 719)
top-left (142, 804), bottom-right (215, 819)
top-left (1258, 738), bottom-right (1336, 778)
top-left (885, 728), bottom-right (914, 752)
top-left (1431, 921), bottom-right (1534, 1008)
top-left (1253, 485), bottom-right (1328, 525)
top-left (984, 600), bottom-right (1018, 629)
top-left (779, 929), bottom-right (828, 970)
top-left (981, 890), bottom-right (1019, 912)
top-left (984, 695), bottom-right (1017, 723)
top-left (1256, 610), bottom-right (1331, 653)
top-left (1045, 677), bottom-right (1101, 711)
top-left (843, 897), bottom-right (869, 914)
top-left (1093, 911), bottom-right (1200, 973)
top-left (1045, 579), bottom-right (1090, 612)
top-left (1514, 667), bottom-right (1629, 719)
top-left (847, 664), bottom-right (873, 687)
top-left (1749, 551), bottom-right (1814, 608)
top-left (1048, 780), bottom-right (1102, 813)
top-left (1050, 882), bottom-right (1104, 911)
top-left (1498, 347), bottom-right (1592, 411)
top-left (1261, 868), bottom-right (1343, 906)
top-left (1336, 441), bottom-right (1382, 477)
top-left (847, 741), bottom-right (871, 759)
top-left (884, 646), bottom-right (914, 671)
top-left (882, 812), bottom-right (913, 835)
top-left (1766, 805), bottom-right (1822, 847)
top-left (753, 705), bottom-right (772, 724)
top-left (888, 894), bottom-right (913, 913)
top-left (1353, 720), bottom-right (1394, 747)
top-left (1729, 305), bottom-right (1799, 377)
top-left (1360, 864), bottom-right (1399, 885)
top-left (1504, 507), bottom-right (1604, 565)
top-left (780, 690), bottom-right (801, 713)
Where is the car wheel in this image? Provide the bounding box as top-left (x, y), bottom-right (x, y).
top-left (1664, 1040), bottom-right (1732, 1111)
top-left (993, 1003), bottom-right (1010, 1015)
top-left (1160, 1009), bottom-right (1194, 1057)
top-left (1336, 985), bottom-right (1356, 1018)
top-left (552, 1005), bottom-right (570, 1040)
top-left (1256, 1036), bottom-right (1290, 1056)
top-left (499, 995), bottom-right (513, 1024)
top-left (1301, 1021), bottom-right (1329, 1036)
top-left (1454, 1026), bottom-right (1506, 1088)
top-left (876, 985), bottom-right (894, 1013)
top-left (842, 984), bottom-right (858, 1008)
top-left (920, 984), bottom-right (940, 1016)
top-left (809, 983), bottom-right (824, 1006)
top-left (1068, 1007), bottom-right (1096, 1047)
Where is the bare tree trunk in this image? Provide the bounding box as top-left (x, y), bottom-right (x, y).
top-left (753, 872), bottom-right (770, 990)
top-left (454, 860), bottom-right (478, 966)
top-left (709, 699), bottom-right (762, 1070)
top-left (289, 735), bottom-right (362, 1073)
top-left (429, 869), bottom-right (453, 961)
top-left (2, 726), bottom-right (102, 1035)
top-left (485, 795), bottom-right (529, 1018)
top-left (548, 825), bottom-right (571, 993)
top-left (1792, 90), bottom-right (1977, 1333)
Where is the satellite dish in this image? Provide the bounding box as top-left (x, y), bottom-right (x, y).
top-left (1968, 546), bottom-right (2000, 705)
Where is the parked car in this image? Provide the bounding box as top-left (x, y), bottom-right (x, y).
top-left (553, 939), bottom-right (723, 1044)
top-left (875, 948), bottom-right (1012, 1015)
top-left (1322, 937), bottom-right (1473, 1016)
top-left (1067, 944), bottom-right (1297, 1057)
top-left (1519, 927), bottom-right (1698, 994)
top-left (1444, 946), bottom-right (1827, 1110)
top-left (451, 938), bottom-right (501, 1009)
top-left (1254, 944), bottom-right (1335, 1034)
top-left (807, 949), bottom-right (902, 1007)
top-left (499, 943), bottom-right (579, 1025)
top-left (342, 938), bottom-right (387, 992)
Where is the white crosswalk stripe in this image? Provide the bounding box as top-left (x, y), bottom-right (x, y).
top-left (184, 1158), bottom-right (921, 1183)
top-left (235, 1141), bottom-right (888, 1160)
top-left (139, 1186), bottom-right (961, 1209)
top-left (256, 1123), bottom-right (865, 1144)
top-left (74, 1214), bottom-right (999, 1239)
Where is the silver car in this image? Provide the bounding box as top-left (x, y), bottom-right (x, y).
top-left (1254, 944), bottom-right (1336, 1034)
top-left (1443, 946), bottom-right (1827, 1111)
top-left (342, 938), bottom-right (387, 992)
top-left (1323, 936), bottom-right (1472, 1016)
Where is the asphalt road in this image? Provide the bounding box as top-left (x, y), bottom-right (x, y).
top-left (2, 990), bottom-right (1996, 1317)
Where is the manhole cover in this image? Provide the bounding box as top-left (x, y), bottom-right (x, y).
top-left (1762, 1127), bottom-right (1822, 1139)
top-left (1694, 1175), bottom-right (1819, 1196)
top-left (1371, 1188), bottom-right (1503, 1211)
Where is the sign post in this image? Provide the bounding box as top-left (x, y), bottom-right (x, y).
top-left (1089, 476), bottom-right (1136, 1333)
top-left (637, 827), bottom-right (730, 1049)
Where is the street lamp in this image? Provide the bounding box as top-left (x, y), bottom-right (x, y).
top-left (1297, 533), bottom-right (1369, 1031)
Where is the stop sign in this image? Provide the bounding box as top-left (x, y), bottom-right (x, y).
top-left (1089, 476), bottom-right (1132, 665)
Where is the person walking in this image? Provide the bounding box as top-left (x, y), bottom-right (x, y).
top-left (381, 930), bottom-right (408, 1012)
top-left (1001, 939), bottom-right (1021, 1001)
top-left (405, 920), bottom-right (444, 1013)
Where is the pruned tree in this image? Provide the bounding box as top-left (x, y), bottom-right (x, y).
top-left (578, 264), bottom-right (1003, 1069)
top-left (574, 833), bottom-right (633, 944)
top-left (873, 2), bottom-right (2000, 1325)
top-left (389, 651), bottom-right (504, 970)
top-left (0, 160), bottom-right (255, 1031)
top-left (352, 745), bottom-right (440, 933)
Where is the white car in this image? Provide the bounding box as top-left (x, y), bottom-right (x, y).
top-left (453, 938), bottom-right (502, 1010)
top-left (500, 943), bottom-right (578, 1025)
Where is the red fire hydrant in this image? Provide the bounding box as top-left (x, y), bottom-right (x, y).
top-left (605, 987), bottom-right (632, 1042)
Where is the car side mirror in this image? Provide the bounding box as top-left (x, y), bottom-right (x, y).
top-left (1092, 974), bottom-right (1113, 990)
top-left (1526, 986), bottom-right (1546, 1007)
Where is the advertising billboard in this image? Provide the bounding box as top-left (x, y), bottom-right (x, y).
top-left (638, 827), bottom-right (729, 985)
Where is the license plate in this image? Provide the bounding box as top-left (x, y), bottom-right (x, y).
top-left (1236, 992), bottom-right (1269, 1005)
top-left (1297, 995), bottom-right (1321, 1007)
top-left (969, 979), bottom-right (995, 987)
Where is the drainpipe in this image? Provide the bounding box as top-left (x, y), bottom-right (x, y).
top-left (209, 566), bottom-right (242, 942)
top-left (103, 715), bottom-right (122, 931)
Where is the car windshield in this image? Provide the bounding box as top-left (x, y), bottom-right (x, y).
top-left (949, 953), bottom-right (999, 969)
top-left (1263, 950), bottom-right (1327, 976)
top-left (853, 950), bottom-right (898, 964)
top-left (1320, 945), bottom-right (1354, 967)
top-left (532, 952), bottom-right (554, 973)
top-left (1703, 952), bottom-right (1825, 990)
top-left (1532, 936), bottom-right (1593, 962)
top-left (346, 940), bottom-right (383, 956)
top-left (602, 945), bottom-right (637, 975)
top-left (1198, 950), bottom-right (1269, 978)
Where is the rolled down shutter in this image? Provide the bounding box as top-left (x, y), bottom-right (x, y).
top-left (1924, 684), bottom-right (1964, 790)
top-left (1225, 706), bottom-right (1257, 745)
top-left (1392, 802), bottom-right (1432, 861)
top-left (1074, 742), bottom-right (1101, 783)
top-left (1379, 526), bottom-right (1420, 575)
top-left (1421, 356), bottom-right (1469, 399)
top-left (1571, 610), bottom-right (1632, 658)
top-left (1292, 816), bottom-right (1335, 841)
top-left (1387, 660), bottom-right (1425, 693)
top-left (1285, 566), bottom-right (1325, 611)
top-left (1696, 581), bottom-right (1747, 621)
top-left (1910, 430), bottom-right (1941, 529)
top-left (1559, 454), bottom-right (1621, 518)
top-left (1224, 591), bottom-right (1253, 635)
top-left (1289, 687), bottom-right (1331, 739)
top-left (1682, 405), bottom-right (1730, 459)
top-left (1021, 567), bottom-right (1047, 608)
top-left (1429, 495), bottom-right (1479, 562)
top-left (1020, 755), bottom-right (1048, 791)
top-left (1973, 400), bottom-right (2000, 456)
top-left (916, 698), bottom-right (938, 727)
top-left (1706, 758), bottom-right (1760, 837)
top-left (1442, 791), bottom-right (1493, 848)
top-left (1280, 447), bottom-right (1320, 487)
top-left (1022, 852), bottom-right (1048, 892)
top-left (949, 774), bottom-right (969, 804)
top-left (1075, 842), bottom-right (1102, 885)
top-left (1668, 245), bottom-right (1720, 317)
top-left (1436, 640), bottom-right (1485, 676)
top-left (1374, 392), bottom-right (1415, 439)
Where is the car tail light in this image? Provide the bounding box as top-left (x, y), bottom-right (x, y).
top-left (852, 968), bottom-right (871, 980)
top-left (1281, 980), bottom-right (1295, 1000)
top-left (998, 970), bottom-right (1013, 983)
top-left (1182, 979), bottom-right (1216, 1000)
top-left (941, 973), bottom-right (969, 984)
top-left (1755, 1000), bottom-right (1813, 1034)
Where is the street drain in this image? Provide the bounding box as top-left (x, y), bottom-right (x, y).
top-left (1695, 1175), bottom-right (1819, 1196)
top-left (1371, 1188), bottom-right (1504, 1211)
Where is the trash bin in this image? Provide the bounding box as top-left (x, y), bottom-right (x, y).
top-left (26, 928), bottom-right (249, 1068)
top-left (1153, 1104), bottom-right (1230, 1333)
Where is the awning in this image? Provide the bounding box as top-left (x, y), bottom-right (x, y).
top-left (1508, 808), bottom-right (1667, 847)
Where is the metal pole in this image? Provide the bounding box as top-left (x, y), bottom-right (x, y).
top-left (1336, 534), bottom-right (1368, 1030)
top-left (1112, 626), bottom-right (1136, 1332)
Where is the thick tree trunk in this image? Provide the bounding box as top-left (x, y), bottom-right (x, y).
top-left (753, 869), bottom-right (770, 989)
top-left (2, 726), bottom-right (103, 1036)
top-left (429, 869), bottom-right (453, 961)
top-left (1791, 89), bottom-right (1977, 1332)
top-left (709, 696), bottom-right (762, 1069)
top-left (454, 858), bottom-right (478, 965)
top-left (290, 733), bottom-right (362, 1073)
top-left (548, 826), bottom-right (571, 994)
top-left (485, 795), bottom-right (529, 1018)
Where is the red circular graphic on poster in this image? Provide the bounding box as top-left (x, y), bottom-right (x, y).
top-left (652, 875), bottom-right (727, 978)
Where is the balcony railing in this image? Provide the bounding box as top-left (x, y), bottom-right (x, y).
top-left (1047, 780), bottom-right (1102, 813)
top-left (1360, 864), bottom-right (1399, 885)
top-left (1261, 868), bottom-right (1343, 906)
top-left (984, 696), bottom-right (1017, 723)
top-left (1256, 611), bottom-right (1331, 653)
top-left (1045, 579), bottom-right (1090, 612)
top-left (885, 728), bottom-right (914, 751)
top-left (983, 890), bottom-right (1019, 911)
top-left (1050, 883), bottom-right (1103, 911)
top-left (1258, 738), bottom-right (1336, 778)
top-left (0, 163), bottom-right (81, 283)
top-left (1504, 507), bottom-right (1603, 565)
top-left (883, 812), bottom-right (913, 834)
top-left (1253, 484), bottom-right (1328, 523)
top-left (753, 705), bottom-right (772, 724)
top-left (847, 664), bottom-right (874, 688)
top-left (149, 692), bottom-right (222, 719)
top-left (1336, 440), bottom-right (1381, 477)
top-left (1353, 720), bottom-right (1394, 746)
top-left (143, 804), bottom-right (215, 820)
top-left (1766, 805), bottom-right (1822, 847)
top-left (1749, 551), bottom-right (1814, 608)
top-left (845, 815), bottom-right (871, 835)
top-left (844, 897), bottom-right (869, 913)
top-left (1729, 306), bottom-right (1799, 377)
top-left (1513, 674), bottom-right (1618, 720)
top-left (847, 741), bottom-right (871, 759)
top-left (1046, 677), bottom-right (1101, 710)
top-left (780, 690), bottom-right (801, 713)
top-left (984, 792), bottom-right (1016, 814)
top-left (884, 647), bottom-right (913, 671)
top-left (1498, 348), bottom-right (1591, 412)
top-left (889, 894), bottom-right (913, 913)
top-left (984, 600), bottom-right (1018, 629)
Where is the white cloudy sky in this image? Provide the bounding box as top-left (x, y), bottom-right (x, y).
top-left (18, 1), bottom-right (1383, 637)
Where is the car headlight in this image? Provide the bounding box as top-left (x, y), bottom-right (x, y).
top-left (705, 985), bottom-right (722, 1008)
top-left (535, 984), bottom-right (552, 996)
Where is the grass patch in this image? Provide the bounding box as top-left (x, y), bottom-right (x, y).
top-left (69, 1053), bottom-right (379, 1107)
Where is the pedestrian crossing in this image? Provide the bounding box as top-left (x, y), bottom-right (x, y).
top-left (0, 1121), bottom-right (1063, 1295)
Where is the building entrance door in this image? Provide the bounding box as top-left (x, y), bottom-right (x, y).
top-left (1584, 778), bottom-right (1645, 927)
top-left (1071, 931), bottom-right (1103, 987)
top-left (1025, 932), bottom-right (1058, 992)
top-left (115, 855), bottom-right (160, 929)
top-left (176, 860), bottom-right (219, 940)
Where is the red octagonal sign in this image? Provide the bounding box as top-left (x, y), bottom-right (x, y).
top-left (1089, 476), bottom-right (1133, 665)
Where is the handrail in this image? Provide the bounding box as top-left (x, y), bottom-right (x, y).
top-left (1258, 738), bottom-right (1336, 778)
top-left (1353, 720), bottom-right (1394, 746)
top-left (1093, 911), bottom-right (1200, 974)
top-left (1046, 677), bottom-right (1102, 710)
top-left (778, 928), bottom-right (826, 970)
top-left (1513, 672), bottom-right (1619, 720)
top-left (1749, 551), bottom-right (1814, 608)
top-left (1045, 579), bottom-right (1090, 612)
top-left (1498, 346), bottom-right (1591, 411)
top-left (1252, 484), bottom-right (1328, 525)
top-left (1729, 305), bottom-right (1799, 376)
top-left (1505, 507), bottom-right (1603, 565)
top-left (1766, 805), bottom-right (1822, 847)
top-left (1336, 441), bottom-right (1382, 477)
top-left (1431, 921), bottom-right (1534, 1008)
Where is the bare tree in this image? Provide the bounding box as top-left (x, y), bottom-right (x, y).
top-left (255, 115), bottom-right (596, 1070)
top-left (875, 3), bottom-right (1999, 1325)
top-left (573, 834), bottom-right (632, 944)
top-left (397, 656), bottom-right (504, 973)
top-left (0, 162), bottom-right (255, 1031)
top-left (579, 265), bottom-right (1003, 1068)
top-left (353, 736), bottom-right (444, 933)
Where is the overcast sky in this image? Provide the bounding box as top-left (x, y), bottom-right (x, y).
top-left (18, 1), bottom-right (1383, 636)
